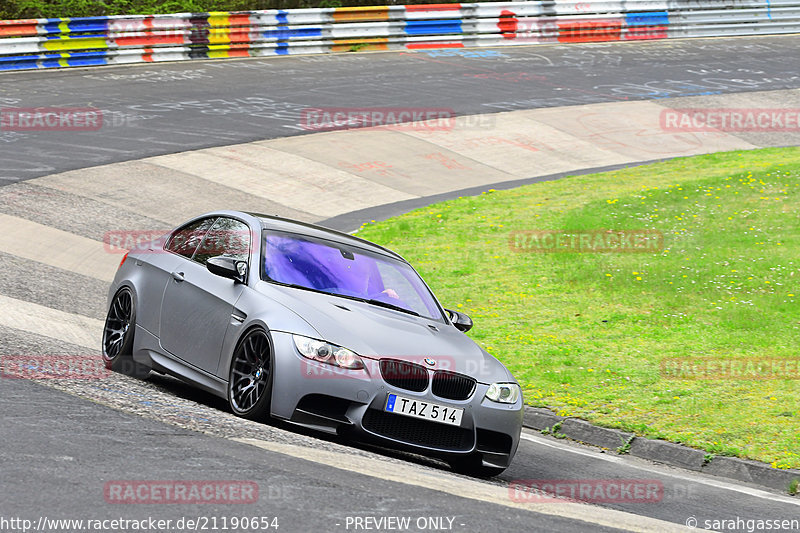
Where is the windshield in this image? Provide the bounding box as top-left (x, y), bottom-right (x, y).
top-left (262, 231), bottom-right (443, 320)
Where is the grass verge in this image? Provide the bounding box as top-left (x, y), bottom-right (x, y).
top-left (356, 147), bottom-right (800, 470)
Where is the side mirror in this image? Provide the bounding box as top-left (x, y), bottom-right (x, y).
top-left (445, 308), bottom-right (473, 332)
top-left (207, 256), bottom-right (248, 284)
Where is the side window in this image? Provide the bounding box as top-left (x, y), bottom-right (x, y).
top-left (165, 218), bottom-right (216, 259)
top-left (192, 217), bottom-right (251, 266)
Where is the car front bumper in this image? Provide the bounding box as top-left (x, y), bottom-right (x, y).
top-left (269, 332), bottom-right (523, 467)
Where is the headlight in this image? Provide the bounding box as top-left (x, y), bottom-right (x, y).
top-left (292, 335), bottom-right (364, 370)
top-left (485, 383), bottom-right (521, 404)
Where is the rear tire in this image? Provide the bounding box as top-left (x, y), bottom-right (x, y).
top-left (228, 328), bottom-right (273, 421)
top-left (102, 287), bottom-right (150, 379)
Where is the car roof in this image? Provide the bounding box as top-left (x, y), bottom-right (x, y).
top-left (246, 212), bottom-right (404, 261)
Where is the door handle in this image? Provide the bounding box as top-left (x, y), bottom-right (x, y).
top-left (171, 271), bottom-right (185, 282)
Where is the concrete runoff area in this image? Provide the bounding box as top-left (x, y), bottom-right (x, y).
top-left (19, 91), bottom-right (790, 239)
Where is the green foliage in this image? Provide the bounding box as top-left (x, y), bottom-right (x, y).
top-left (1, 0), bottom-right (460, 20)
top-left (617, 435), bottom-right (635, 455)
top-left (540, 420), bottom-right (566, 439)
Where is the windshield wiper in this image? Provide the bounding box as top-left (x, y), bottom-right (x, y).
top-left (364, 299), bottom-right (420, 317)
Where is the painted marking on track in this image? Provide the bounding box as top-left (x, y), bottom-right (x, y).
top-left (0, 214), bottom-right (118, 282)
top-left (235, 436), bottom-right (690, 532)
top-left (0, 294), bottom-right (102, 350)
top-left (520, 431), bottom-right (800, 507)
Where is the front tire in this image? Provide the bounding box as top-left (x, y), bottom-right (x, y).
top-left (228, 328), bottom-right (273, 421)
top-left (102, 287), bottom-right (149, 379)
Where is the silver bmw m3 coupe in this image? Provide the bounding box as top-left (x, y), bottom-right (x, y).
top-left (102, 210), bottom-right (523, 476)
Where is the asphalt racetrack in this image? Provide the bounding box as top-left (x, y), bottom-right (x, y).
top-left (2, 36), bottom-right (800, 183)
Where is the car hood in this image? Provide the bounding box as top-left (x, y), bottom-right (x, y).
top-left (255, 282), bottom-right (513, 383)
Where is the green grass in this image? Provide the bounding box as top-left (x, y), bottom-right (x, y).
top-left (356, 147), bottom-right (800, 470)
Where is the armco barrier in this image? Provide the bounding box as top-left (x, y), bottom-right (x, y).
top-left (1, 1), bottom-right (799, 71)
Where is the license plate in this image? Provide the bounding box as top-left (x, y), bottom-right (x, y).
top-left (384, 394), bottom-right (463, 426)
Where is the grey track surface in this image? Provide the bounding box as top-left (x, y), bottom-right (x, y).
top-left (2, 36), bottom-right (800, 531)
top-left (2, 36), bottom-right (800, 182)
top-left (3, 378), bottom-right (620, 533)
